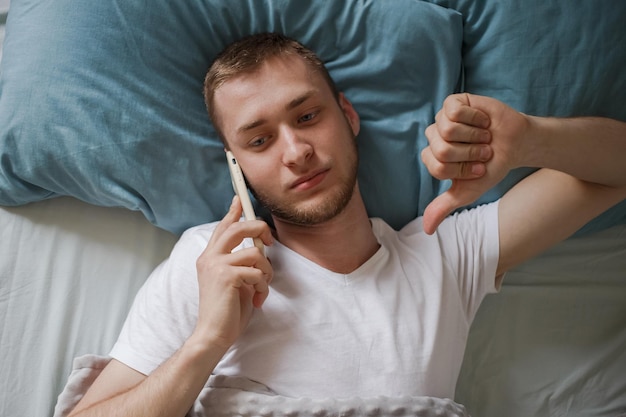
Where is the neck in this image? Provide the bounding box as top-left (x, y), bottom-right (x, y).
top-left (270, 187), bottom-right (380, 274)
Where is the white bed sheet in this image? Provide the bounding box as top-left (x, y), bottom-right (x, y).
top-left (1, 196), bottom-right (625, 417)
top-left (457, 223), bottom-right (626, 416)
top-left (0, 197), bottom-right (177, 417)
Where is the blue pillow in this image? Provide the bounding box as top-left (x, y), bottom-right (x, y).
top-left (0, 0), bottom-right (462, 234)
top-left (425, 0), bottom-right (626, 233)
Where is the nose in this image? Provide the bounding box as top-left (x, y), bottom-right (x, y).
top-left (280, 125), bottom-right (312, 166)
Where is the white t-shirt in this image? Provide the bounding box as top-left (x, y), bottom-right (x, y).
top-left (111, 201), bottom-right (500, 400)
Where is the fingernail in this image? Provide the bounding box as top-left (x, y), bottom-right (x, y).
top-left (471, 164), bottom-right (485, 176)
top-left (479, 146), bottom-right (491, 160)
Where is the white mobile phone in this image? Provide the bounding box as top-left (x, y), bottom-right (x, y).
top-left (226, 150), bottom-right (265, 255)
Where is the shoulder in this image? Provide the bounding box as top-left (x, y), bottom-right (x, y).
top-left (371, 201), bottom-right (500, 257)
top-left (373, 201), bottom-right (498, 238)
top-left (440, 201), bottom-right (500, 238)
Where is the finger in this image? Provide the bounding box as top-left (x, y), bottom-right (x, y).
top-left (422, 199), bottom-right (449, 235)
top-left (227, 246), bottom-right (273, 278)
top-left (445, 93), bottom-right (491, 129)
top-left (422, 193), bottom-right (458, 235)
top-left (210, 196), bottom-right (244, 244)
top-left (422, 185), bottom-right (480, 235)
top-left (437, 117), bottom-right (491, 144)
top-left (428, 133), bottom-right (493, 163)
top-left (425, 122), bottom-right (438, 146)
top-left (253, 288), bottom-right (269, 308)
top-left (421, 146), bottom-right (487, 180)
top-left (206, 198), bottom-right (273, 257)
top-left (433, 107), bottom-right (491, 145)
top-left (232, 265), bottom-right (271, 308)
top-left (218, 219), bottom-right (273, 254)
top-left (226, 247), bottom-right (274, 307)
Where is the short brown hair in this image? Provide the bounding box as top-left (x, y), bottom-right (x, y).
top-left (203, 32), bottom-right (339, 142)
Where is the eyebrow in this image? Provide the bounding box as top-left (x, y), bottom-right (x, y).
top-left (286, 90), bottom-right (316, 111)
top-left (237, 119), bottom-right (265, 134)
top-left (236, 90), bottom-right (318, 134)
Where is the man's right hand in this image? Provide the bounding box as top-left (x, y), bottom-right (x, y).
top-left (69, 196), bottom-right (274, 417)
top-left (193, 195), bottom-right (274, 350)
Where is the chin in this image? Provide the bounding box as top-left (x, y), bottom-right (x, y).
top-left (273, 187), bottom-right (355, 226)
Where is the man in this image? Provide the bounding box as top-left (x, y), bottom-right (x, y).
top-left (68, 33), bottom-right (626, 416)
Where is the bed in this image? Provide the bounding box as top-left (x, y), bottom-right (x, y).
top-left (1, 1), bottom-right (625, 416)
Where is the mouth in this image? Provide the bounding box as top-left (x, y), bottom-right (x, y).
top-left (290, 168), bottom-right (330, 191)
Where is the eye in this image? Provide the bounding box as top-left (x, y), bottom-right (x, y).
top-left (250, 136), bottom-right (269, 147)
top-left (298, 111), bottom-right (318, 124)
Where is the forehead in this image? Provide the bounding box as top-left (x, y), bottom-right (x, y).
top-left (213, 55), bottom-right (331, 137)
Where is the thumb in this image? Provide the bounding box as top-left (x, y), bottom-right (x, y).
top-left (423, 182), bottom-right (479, 234)
top-left (422, 193), bottom-right (456, 235)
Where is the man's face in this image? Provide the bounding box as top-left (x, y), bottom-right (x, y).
top-left (213, 55), bottom-right (361, 225)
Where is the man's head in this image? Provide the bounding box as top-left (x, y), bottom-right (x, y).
top-left (204, 32), bottom-right (340, 144)
top-left (204, 32), bottom-right (361, 226)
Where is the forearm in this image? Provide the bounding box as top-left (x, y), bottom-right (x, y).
top-left (497, 168), bottom-right (626, 275)
top-left (69, 335), bottom-right (227, 417)
top-left (518, 116), bottom-right (626, 187)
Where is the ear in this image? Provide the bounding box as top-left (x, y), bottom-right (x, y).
top-left (338, 93), bottom-right (360, 136)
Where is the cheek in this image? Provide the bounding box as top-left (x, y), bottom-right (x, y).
top-left (242, 162), bottom-right (275, 190)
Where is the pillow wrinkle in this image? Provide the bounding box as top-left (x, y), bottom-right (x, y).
top-left (1, 0), bottom-right (462, 234)
top-left (423, 0), bottom-right (626, 234)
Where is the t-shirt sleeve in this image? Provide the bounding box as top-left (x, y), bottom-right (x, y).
top-left (109, 225), bottom-right (213, 375)
top-left (437, 201), bottom-right (500, 321)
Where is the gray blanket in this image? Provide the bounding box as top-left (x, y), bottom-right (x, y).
top-left (54, 354), bottom-right (471, 417)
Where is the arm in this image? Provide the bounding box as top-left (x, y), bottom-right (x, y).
top-left (421, 94), bottom-right (626, 274)
top-left (69, 343), bottom-right (227, 417)
top-left (69, 196), bottom-right (274, 417)
top-left (421, 93), bottom-right (626, 234)
top-left (496, 112), bottom-right (626, 274)
top-left (496, 168), bottom-right (625, 275)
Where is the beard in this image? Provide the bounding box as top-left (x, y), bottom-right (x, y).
top-left (249, 134), bottom-right (359, 226)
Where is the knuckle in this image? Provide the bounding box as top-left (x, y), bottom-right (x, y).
top-left (196, 254), bottom-right (209, 271)
top-left (429, 163), bottom-right (448, 180)
top-left (470, 111), bottom-right (482, 126)
top-left (448, 106), bottom-right (463, 121)
top-left (227, 220), bottom-right (244, 234)
top-left (438, 122), bottom-right (456, 140)
top-left (421, 147), bottom-right (434, 167)
top-left (430, 141), bottom-right (453, 161)
top-left (196, 256), bottom-right (217, 275)
top-left (424, 124), bottom-right (435, 141)
top-left (434, 110), bottom-right (443, 124)
top-left (457, 162), bottom-right (470, 178)
top-left (469, 127), bottom-right (486, 143)
top-left (439, 145), bottom-right (455, 161)
top-left (468, 145), bottom-right (481, 160)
